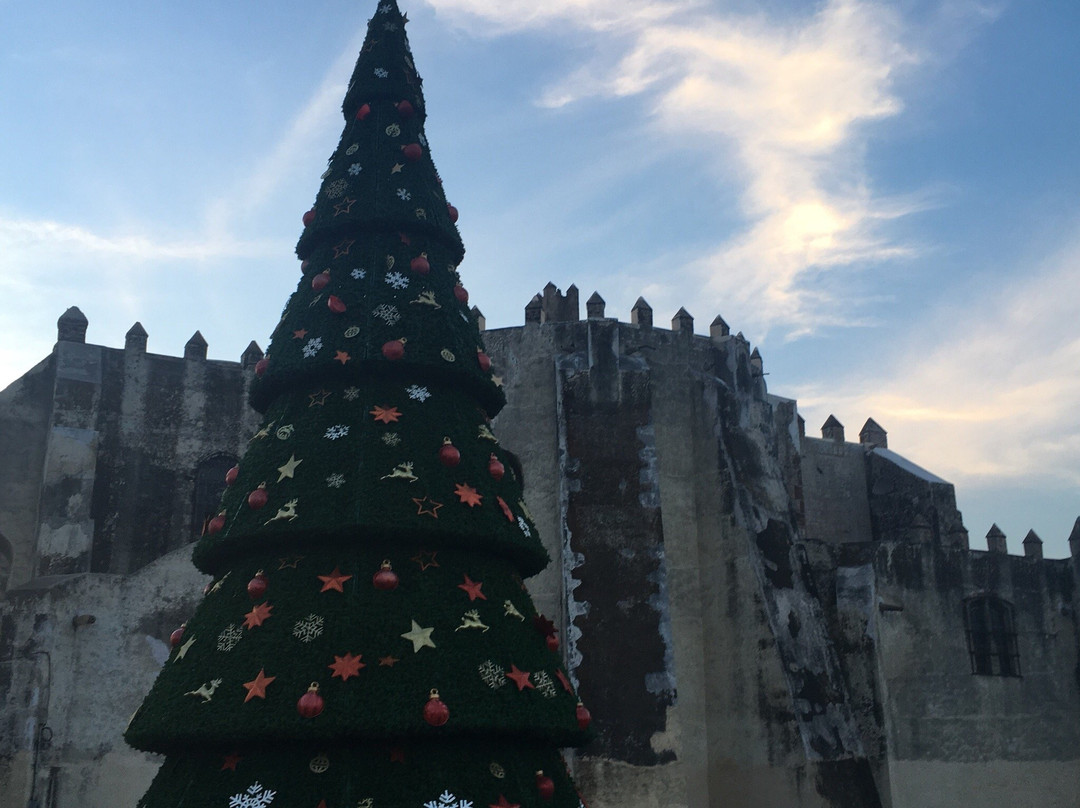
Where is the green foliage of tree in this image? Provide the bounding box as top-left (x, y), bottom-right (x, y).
top-left (126, 3), bottom-right (592, 805)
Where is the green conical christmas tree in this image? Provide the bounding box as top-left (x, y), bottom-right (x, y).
top-left (125, 4), bottom-right (593, 806)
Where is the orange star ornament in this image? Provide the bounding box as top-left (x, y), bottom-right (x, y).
top-left (318, 567), bottom-right (352, 593)
top-left (457, 574), bottom-right (487, 602)
top-left (242, 669), bottom-right (276, 702)
top-left (370, 405), bottom-right (402, 424)
top-left (328, 652), bottom-right (365, 681)
top-left (454, 482), bottom-right (483, 507)
top-left (243, 602), bottom-right (273, 629)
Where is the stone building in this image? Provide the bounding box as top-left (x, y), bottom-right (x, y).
top-left (1, 294), bottom-right (1077, 808)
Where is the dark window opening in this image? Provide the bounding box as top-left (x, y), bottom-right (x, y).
top-left (964, 596), bottom-right (1020, 677)
top-left (0, 532), bottom-right (11, 595)
top-left (192, 454), bottom-right (237, 535)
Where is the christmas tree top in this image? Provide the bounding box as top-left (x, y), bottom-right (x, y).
top-left (251, 0), bottom-right (501, 419)
top-left (190, 0), bottom-right (545, 579)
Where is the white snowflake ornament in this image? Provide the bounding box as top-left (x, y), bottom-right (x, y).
top-left (478, 660), bottom-right (507, 689)
top-left (396, 188), bottom-right (411, 201)
top-left (229, 782), bottom-right (276, 808)
top-left (292, 613), bottom-right (325, 643)
top-left (534, 670), bottom-right (558, 698)
top-left (302, 337), bottom-right (323, 358)
top-left (217, 623), bottom-right (243, 652)
top-left (406, 385), bottom-right (430, 402)
top-left (373, 303), bottom-right (401, 325)
top-left (385, 271), bottom-right (409, 290)
top-left (324, 424), bottom-right (349, 440)
top-left (424, 792), bottom-right (474, 808)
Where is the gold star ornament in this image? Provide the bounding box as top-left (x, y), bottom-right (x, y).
top-left (401, 619), bottom-right (436, 653)
top-left (276, 454), bottom-right (302, 482)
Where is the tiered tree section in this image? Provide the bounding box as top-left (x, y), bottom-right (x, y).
top-left (125, 3), bottom-right (593, 806)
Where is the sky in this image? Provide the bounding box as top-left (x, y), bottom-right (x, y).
top-left (1, 0), bottom-right (1078, 557)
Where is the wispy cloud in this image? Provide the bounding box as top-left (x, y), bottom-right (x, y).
top-left (427, 0), bottom-right (694, 34)
top-left (201, 36), bottom-right (364, 239)
top-left (537, 0), bottom-right (920, 336)
top-left (0, 34), bottom-right (368, 390)
top-left (427, 0), bottom-right (994, 336)
top-left (795, 232), bottom-right (1080, 486)
top-left (0, 218), bottom-right (277, 262)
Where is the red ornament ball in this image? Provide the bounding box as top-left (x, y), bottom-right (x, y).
top-left (453, 283), bottom-right (468, 304)
top-left (254, 357), bottom-right (269, 377)
top-left (207, 512), bottom-right (226, 535)
top-left (247, 484), bottom-right (268, 510)
top-left (311, 271), bottom-right (330, 291)
top-left (301, 258), bottom-right (311, 274)
top-left (355, 103), bottom-right (371, 121)
top-left (327, 294), bottom-right (346, 314)
top-left (477, 350), bottom-right (491, 372)
top-left (170, 624), bottom-right (186, 648)
top-left (373, 560), bottom-right (399, 591)
top-left (225, 465), bottom-right (239, 486)
top-left (396, 100), bottom-right (414, 118)
top-left (297, 683), bottom-right (325, 718)
top-left (446, 203), bottom-right (459, 223)
top-left (423, 689), bottom-right (449, 727)
top-left (247, 571), bottom-right (268, 600)
top-left (438, 438), bottom-right (461, 467)
top-left (536, 771), bottom-right (555, 801)
top-left (576, 701), bottom-right (592, 730)
top-left (382, 339), bottom-right (405, 361)
top-left (409, 255), bottom-right (430, 275)
top-left (488, 454), bottom-right (505, 481)
top-left (402, 143), bottom-right (423, 162)
top-left (302, 208), bottom-right (316, 226)
top-left (546, 634), bottom-right (559, 652)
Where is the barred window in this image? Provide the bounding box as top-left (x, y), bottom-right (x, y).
top-left (964, 596), bottom-right (1020, 677)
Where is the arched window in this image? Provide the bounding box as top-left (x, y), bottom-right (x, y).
top-left (964, 596), bottom-right (1020, 677)
top-left (192, 454), bottom-right (238, 535)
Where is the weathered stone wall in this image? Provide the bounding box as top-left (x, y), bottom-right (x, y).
top-left (806, 538), bottom-right (1080, 808)
top-left (0, 323), bottom-right (262, 587)
top-left (871, 544), bottom-right (1079, 807)
top-left (0, 318), bottom-right (261, 807)
top-left (0, 302), bottom-right (1077, 808)
top-left (487, 317), bottom-right (877, 808)
top-left (0, 548), bottom-right (208, 808)
top-left (866, 450), bottom-right (968, 548)
top-left (0, 356), bottom-right (54, 593)
top-left (800, 436), bottom-right (873, 544)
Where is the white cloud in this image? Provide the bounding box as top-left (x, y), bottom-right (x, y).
top-left (426, 0), bottom-right (694, 34)
top-left (794, 233), bottom-right (1080, 487)
top-left (429, 0), bottom-right (934, 335)
top-left (0, 42), bottom-right (362, 390)
top-left (0, 218), bottom-right (276, 262)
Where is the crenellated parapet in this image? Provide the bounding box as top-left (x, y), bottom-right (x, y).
top-left (0, 309), bottom-right (266, 590)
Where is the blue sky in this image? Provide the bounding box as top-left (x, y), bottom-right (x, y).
top-left (1, 0), bottom-right (1078, 557)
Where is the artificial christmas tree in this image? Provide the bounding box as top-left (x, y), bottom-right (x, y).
top-left (124, 3), bottom-right (593, 806)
